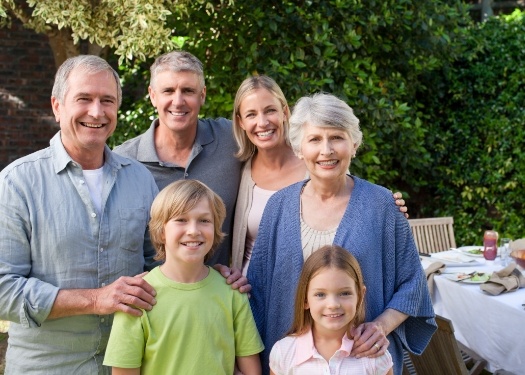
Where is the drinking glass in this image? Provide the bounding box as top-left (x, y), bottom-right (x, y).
top-left (483, 230), bottom-right (498, 261)
top-left (500, 238), bottom-right (511, 266)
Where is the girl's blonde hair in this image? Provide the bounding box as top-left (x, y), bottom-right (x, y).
top-left (232, 75), bottom-right (291, 161)
top-left (288, 245), bottom-right (366, 337)
top-left (149, 180), bottom-right (226, 262)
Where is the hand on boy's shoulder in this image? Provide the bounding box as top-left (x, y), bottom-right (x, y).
top-left (213, 264), bottom-right (252, 294)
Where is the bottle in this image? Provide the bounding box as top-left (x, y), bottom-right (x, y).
top-left (483, 230), bottom-right (498, 261)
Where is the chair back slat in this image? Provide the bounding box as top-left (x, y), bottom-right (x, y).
top-left (408, 217), bottom-right (456, 254)
top-left (407, 315), bottom-right (487, 375)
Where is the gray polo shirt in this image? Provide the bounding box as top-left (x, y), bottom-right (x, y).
top-left (114, 118), bottom-right (242, 266)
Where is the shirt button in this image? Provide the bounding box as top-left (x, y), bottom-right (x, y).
top-left (79, 180), bottom-right (85, 184)
top-left (99, 248), bottom-right (103, 252)
top-left (101, 318), bottom-right (105, 323)
top-left (91, 212), bottom-right (96, 218)
top-left (101, 283), bottom-right (106, 287)
top-left (184, 173), bottom-right (189, 177)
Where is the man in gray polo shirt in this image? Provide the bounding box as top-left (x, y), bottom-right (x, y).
top-left (114, 51), bottom-right (241, 268)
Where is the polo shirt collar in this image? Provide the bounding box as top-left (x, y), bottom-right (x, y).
top-left (294, 330), bottom-right (354, 366)
top-left (136, 118), bottom-right (215, 164)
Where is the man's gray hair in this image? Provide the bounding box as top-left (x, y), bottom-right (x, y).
top-left (51, 55), bottom-right (122, 107)
top-left (149, 51), bottom-right (205, 89)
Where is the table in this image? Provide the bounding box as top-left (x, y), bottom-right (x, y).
top-left (422, 255), bottom-right (525, 374)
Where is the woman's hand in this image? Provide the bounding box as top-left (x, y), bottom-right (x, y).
top-left (350, 321), bottom-right (390, 358)
top-left (393, 192), bottom-right (409, 219)
top-left (213, 264), bottom-right (252, 293)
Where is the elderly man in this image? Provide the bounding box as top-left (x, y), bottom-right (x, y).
top-left (114, 51), bottom-right (241, 268)
top-left (0, 55), bottom-right (159, 374)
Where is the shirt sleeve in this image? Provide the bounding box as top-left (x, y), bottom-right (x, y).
top-left (269, 340), bottom-right (285, 375)
top-left (233, 291), bottom-right (265, 357)
top-left (374, 350), bottom-right (394, 375)
top-left (103, 311), bottom-right (145, 368)
top-left (0, 176), bottom-right (59, 327)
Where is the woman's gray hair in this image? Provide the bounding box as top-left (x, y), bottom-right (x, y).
top-left (150, 51), bottom-right (205, 89)
top-left (232, 75), bottom-right (290, 161)
top-left (288, 93), bottom-right (362, 154)
top-left (52, 55), bottom-right (122, 107)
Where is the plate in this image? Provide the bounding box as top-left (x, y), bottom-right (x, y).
top-left (429, 251), bottom-right (481, 267)
top-left (456, 246), bottom-right (484, 258)
top-left (443, 272), bottom-right (490, 283)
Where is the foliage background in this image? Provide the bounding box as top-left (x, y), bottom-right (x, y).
top-left (3, 1), bottom-right (522, 246)
top-left (419, 10), bottom-right (525, 243)
top-left (113, 0), bottom-right (471, 190)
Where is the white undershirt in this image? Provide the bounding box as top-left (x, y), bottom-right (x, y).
top-left (82, 167), bottom-right (104, 215)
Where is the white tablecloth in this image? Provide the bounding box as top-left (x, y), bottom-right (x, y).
top-left (423, 256), bottom-right (525, 374)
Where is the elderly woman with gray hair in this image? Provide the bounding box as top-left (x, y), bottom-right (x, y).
top-left (247, 93), bottom-right (436, 375)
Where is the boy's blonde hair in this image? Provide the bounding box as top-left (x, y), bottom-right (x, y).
top-left (149, 180), bottom-right (226, 262)
top-left (288, 245), bottom-right (366, 337)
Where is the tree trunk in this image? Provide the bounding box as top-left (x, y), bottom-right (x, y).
top-left (46, 27), bottom-right (80, 69)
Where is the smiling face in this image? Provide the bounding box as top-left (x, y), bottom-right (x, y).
top-left (51, 67), bottom-right (118, 164)
top-left (298, 123), bottom-right (356, 182)
top-left (237, 88), bottom-right (288, 151)
top-left (162, 197), bottom-right (215, 266)
top-left (305, 267), bottom-right (361, 337)
top-left (149, 70), bottom-right (206, 136)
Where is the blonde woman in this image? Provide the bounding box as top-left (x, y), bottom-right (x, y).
top-left (231, 76), bottom-right (407, 275)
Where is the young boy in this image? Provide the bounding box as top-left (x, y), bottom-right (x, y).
top-left (103, 180), bottom-right (263, 374)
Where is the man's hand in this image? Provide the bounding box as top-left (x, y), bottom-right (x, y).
top-left (48, 272), bottom-right (157, 319)
top-left (213, 264), bottom-right (252, 294)
top-left (91, 272), bottom-right (157, 316)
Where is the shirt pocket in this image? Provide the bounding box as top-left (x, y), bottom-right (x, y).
top-left (119, 208), bottom-right (147, 252)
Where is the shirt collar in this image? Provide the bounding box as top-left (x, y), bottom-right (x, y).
top-left (51, 131), bottom-right (130, 173)
top-left (294, 330), bottom-right (354, 366)
top-left (135, 118), bottom-right (214, 164)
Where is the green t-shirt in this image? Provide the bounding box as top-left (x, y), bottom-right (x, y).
top-left (103, 267), bottom-right (264, 374)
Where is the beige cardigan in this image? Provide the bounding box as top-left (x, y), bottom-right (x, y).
top-left (231, 158), bottom-right (309, 270)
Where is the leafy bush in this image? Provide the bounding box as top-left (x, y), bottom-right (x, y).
top-left (111, 0), bottom-right (470, 190)
top-left (421, 10), bottom-right (525, 244)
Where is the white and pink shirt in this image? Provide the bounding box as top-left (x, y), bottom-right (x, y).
top-left (269, 330), bottom-right (393, 375)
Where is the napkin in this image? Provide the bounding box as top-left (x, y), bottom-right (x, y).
top-left (424, 261), bottom-right (446, 295)
top-left (480, 263), bottom-right (525, 296)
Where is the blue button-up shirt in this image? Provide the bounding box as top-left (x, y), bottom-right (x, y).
top-left (0, 132), bottom-right (159, 374)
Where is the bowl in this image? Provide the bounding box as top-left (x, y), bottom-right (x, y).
top-left (509, 249), bottom-right (525, 268)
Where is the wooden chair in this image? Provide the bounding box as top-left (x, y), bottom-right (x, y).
top-left (406, 315), bottom-right (487, 375)
top-left (408, 217), bottom-right (457, 254)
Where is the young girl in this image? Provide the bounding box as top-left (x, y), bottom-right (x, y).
top-left (269, 245), bottom-right (393, 375)
top-left (103, 180), bottom-right (264, 375)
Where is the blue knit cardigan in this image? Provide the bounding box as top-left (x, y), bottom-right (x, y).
top-left (247, 176), bottom-right (436, 375)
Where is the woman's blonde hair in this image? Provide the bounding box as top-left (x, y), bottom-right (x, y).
top-left (232, 75), bottom-right (291, 161)
top-left (149, 180), bottom-right (226, 262)
top-left (288, 245), bottom-right (366, 337)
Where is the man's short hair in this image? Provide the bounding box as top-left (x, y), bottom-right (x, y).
top-left (51, 55), bottom-right (122, 107)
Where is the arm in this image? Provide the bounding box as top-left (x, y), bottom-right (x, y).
top-left (111, 368), bottom-right (140, 375)
top-left (213, 264), bottom-right (251, 294)
top-left (48, 273), bottom-right (156, 319)
top-left (236, 354), bottom-right (261, 375)
top-left (350, 308), bottom-right (408, 358)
